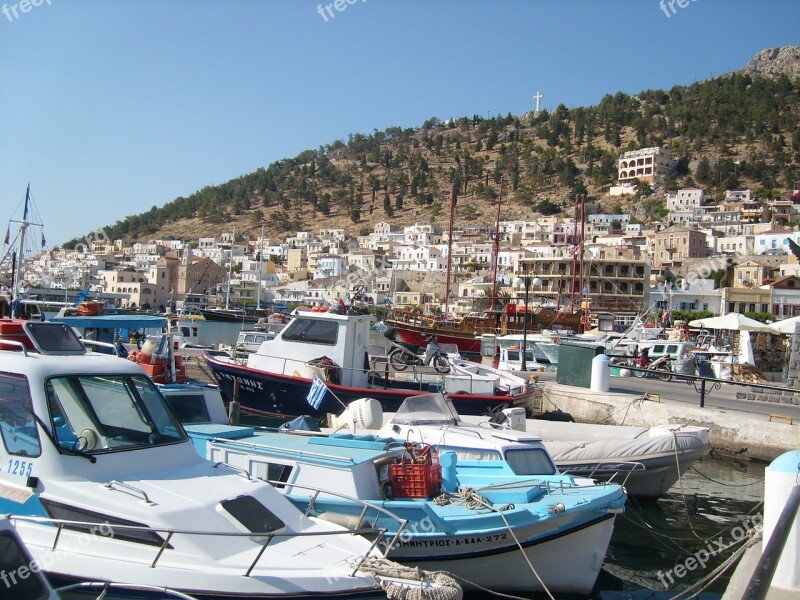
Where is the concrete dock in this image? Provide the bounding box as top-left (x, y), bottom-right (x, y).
top-left (537, 373), bottom-right (799, 461)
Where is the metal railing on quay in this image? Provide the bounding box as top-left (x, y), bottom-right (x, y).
top-left (617, 364), bottom-right (796, 408)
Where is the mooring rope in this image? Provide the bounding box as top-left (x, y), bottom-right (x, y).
top-left (356, 557), bottom-right (462, 600)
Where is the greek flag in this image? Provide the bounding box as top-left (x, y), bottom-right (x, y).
top-left (306, 375), bottom-right (328, 410)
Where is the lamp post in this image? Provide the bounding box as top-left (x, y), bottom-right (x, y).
top-left (515, 275), bottom-right (542, 371)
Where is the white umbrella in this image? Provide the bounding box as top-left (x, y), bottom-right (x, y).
top-left (688, 313), bottom-right (772, 332)
top-left (767, 315), bottom-right (800, 335)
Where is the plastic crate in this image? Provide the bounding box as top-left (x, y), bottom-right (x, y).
top-left (389, 457), bottom-right (442, 499)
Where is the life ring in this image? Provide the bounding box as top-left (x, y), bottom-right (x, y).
top-left (580, 315), bottom-right (591, 326)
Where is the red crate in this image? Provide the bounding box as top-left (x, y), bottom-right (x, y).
top-left (389, 457), bottom-right (442, 499)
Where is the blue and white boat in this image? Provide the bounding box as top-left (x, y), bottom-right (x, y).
top-left (180, 396), bottom-right (627, 595)
top-left (0, 319), bottom-right (452, 599)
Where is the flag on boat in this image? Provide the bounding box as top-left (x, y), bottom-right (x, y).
top-left (3, 226), bottom-right (8, 246)
top-left (306, 375), bottom-right (328, 410)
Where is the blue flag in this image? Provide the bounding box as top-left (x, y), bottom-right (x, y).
top-left (306, 375), bottom-right (328, 410)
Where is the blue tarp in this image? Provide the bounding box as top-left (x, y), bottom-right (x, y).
top-left (49, 315), bottom-right (168, 330)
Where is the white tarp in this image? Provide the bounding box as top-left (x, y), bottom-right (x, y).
top-left (768, 315), bottom-right (800, 335)
top-left (688, 313), bottom-right (771, 332)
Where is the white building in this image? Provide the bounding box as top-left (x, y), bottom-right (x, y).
top-left (617, 147), bottom-right (677, 184)
top-left (755, 229), bottom-right (800, 255)
top-left (649, 278), bottom-right (721, 314)
top-left (666, 189), bottom-right (705, 211)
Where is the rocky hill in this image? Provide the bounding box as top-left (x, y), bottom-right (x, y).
top-left (743, 46), bottom-right (800, 80)
top-left (64, 46), bottom-right (800, 248)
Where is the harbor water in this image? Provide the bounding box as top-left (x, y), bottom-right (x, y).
top-left (184, 321), bottom-right (769, 598)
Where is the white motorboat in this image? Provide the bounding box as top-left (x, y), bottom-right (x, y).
top-left (202, 307), bottom-right (539, 418)
top-left (379, 397), bottom-right (711, 500)
top-left (0, 318), bottom-right (447, 599)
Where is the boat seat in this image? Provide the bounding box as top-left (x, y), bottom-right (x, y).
top-left (395, 341), bottom-right (421, 354)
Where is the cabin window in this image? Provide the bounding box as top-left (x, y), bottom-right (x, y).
top-left (41, 498), bottom-right (171, 547)
top-left (0, 373), bottom-right (42, 458)
top-left (0, 532), bottom-right (50, 599)
top-left (444, 447), bottom-right (502, 462)
top-left (281, 318), bottom-right (338, 346)
top-left (252, 461), bottom-right (293, 489)
top-left (504, 449), bottom-right (557, 476)
top-left (163, 393), bottom-right (211, 423)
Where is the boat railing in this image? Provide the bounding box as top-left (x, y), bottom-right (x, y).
top-left (559, 460), bottom-right (646, 488)
top-left (270, 480), bottom-right (408, 562)
top-left (7, 513), bottom-right (393, 578)
top-left (55, 581), bottom-right (200, 600)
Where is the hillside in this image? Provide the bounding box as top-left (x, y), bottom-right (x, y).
top-left (64, 46), bottom-right (800, 247)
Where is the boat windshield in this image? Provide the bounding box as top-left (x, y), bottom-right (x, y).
top-left (390, 393), bottom-right (459, 426)
top-left (45, 374), bottom-right (187, 453)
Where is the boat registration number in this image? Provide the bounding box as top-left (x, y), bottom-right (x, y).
top-left (396, 532), bottom-right (508, 548)
top-left (5, 459), bottom-right (33, 477)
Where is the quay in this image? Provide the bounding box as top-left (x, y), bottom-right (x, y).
top-left (537, 372), bottom-right (799, 462)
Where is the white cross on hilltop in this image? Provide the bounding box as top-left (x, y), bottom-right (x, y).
top-left (532, 90), bottom-right (543, 115)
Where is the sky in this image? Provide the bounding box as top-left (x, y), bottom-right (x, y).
top-left (2, 0), bottom-right (799, 247)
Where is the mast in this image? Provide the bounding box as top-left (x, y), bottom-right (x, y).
top-left (443, 184), bottom-right (456, 318)
top-left (12, 184), bottom-right (31, 318)
top-left (256, 224), bottom-right (264, 310)
top-left (578, 193), bottom-right (586, 317)
top-left (489, 179), bottom-right (503, 311)
top-left (225, 226), bottom-right (235, 310)
top-left (569, 195), bottom-right (580, 311)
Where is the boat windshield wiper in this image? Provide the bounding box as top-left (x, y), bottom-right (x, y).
top-left (32, 413), bottom-right (97, 463)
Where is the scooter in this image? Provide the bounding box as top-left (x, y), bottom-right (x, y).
top-left (383, 327), bottom-right (450, 373)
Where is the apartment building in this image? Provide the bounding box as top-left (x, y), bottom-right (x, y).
top-left (617, 147), bottom-right (677, 184)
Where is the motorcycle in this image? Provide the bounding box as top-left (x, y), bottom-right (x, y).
top-left (383, 327), bottom-right (451, 373)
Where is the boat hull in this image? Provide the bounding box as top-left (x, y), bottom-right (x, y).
top-left (199, 308), bottom-right (260, 323)
top-left (399, 514), bottom-right (616, 594)
top-left (393, 327), bottom-right (483, 355)
top-left (203, 352), bottom-right (535, 418)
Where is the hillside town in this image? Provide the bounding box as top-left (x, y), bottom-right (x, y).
top-left (5, 148), bottom-right (800, 329)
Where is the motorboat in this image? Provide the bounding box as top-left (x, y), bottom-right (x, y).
top-left (0, 319), bottom-right (448, 599)
top-left (176, 398), bottom-right (626, 595)
top-left (202, 307), bottom-right (539, 419)
top-left (0, 515), bottom-right (201, 598)
top-left (377, 395), bottom-right (711, 500)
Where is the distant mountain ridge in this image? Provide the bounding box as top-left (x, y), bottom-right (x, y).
top-left (63, 46), bottom-right (800, 249)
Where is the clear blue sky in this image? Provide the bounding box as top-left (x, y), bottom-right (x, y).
top-left (2, 0), bottom-right (798, 246)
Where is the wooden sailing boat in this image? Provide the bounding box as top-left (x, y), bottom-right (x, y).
top-left (386, 183), bottom-right (584, 354)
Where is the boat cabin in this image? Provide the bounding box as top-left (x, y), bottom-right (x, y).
top-left (246, 309), bottom-right (374, 388)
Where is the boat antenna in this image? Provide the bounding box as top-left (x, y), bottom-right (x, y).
top-left (443, 184), bottom-right (457, 318)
